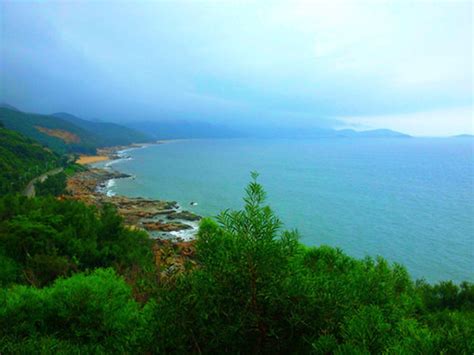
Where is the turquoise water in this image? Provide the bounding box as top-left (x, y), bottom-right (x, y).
top-left (107, 138), bottom-right (474, 283)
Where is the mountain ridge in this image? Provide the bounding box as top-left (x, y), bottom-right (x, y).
top-left (127, 121), bottom-right (411, 139)
top-left (0, 107), bottom-right (98, 154)
top-left (0, 106), bottom-right (153, 154)
top-left (52, 112), bottom-right (152, 147)
top-left (1, 103), bottom-right (411, 146)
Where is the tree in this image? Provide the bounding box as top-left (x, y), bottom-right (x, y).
top-left (154, 173), bottom-right (300, 353)
top-left (0, 195), bottom-right (153, 287)
top-left (35, 172), bottom-right (67, 197)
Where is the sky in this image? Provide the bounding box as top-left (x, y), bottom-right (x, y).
top-left (0, 0), bottom-right (472, 136)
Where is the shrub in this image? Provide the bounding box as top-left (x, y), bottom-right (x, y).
top-left (0, 195), bottom-right (153, 286)
top-left (0, 269), bottom-right (153, 352)
top-left (35, 172), bottom-right (67, 196)
top-left (151, 174), bottom-right (473, 354)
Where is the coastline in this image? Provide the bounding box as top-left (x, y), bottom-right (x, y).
top-left (77, 139), bottom-right (189, 168)
top-left (67, 141), bottom-right (202, 242)
top-left (78, 142), bottom-right (158, 167)
top-left (76, 155), bottom-right (109, 165)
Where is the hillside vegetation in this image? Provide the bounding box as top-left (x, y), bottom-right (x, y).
top-left (0, 108), bottom-right (98, 154)
top-left (0, 133), bottom-right (471, 353)
top-left (0, 172), bottom-right (472, 353)
top-left (0, 107), bottom-right (152, 154)
top-left (0, 125), bottom-right (61, 194)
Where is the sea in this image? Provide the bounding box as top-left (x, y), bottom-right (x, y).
top-left (98, 138), bottom-right (474, 283)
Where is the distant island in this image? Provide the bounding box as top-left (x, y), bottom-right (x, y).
top-left (334, 128), bottom-right (410, 138)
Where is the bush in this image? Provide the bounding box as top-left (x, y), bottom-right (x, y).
top-left (0, 195), bottom-right (153, 287)
top-left (1, 174), bottom-right (472, 353)
top-left (35, 172), bottom-right (67, 196)
top-left (417, 279), bottom-right (474, 312)
top-left (0, 251), bottom-right (20, 287)
top-left (0, 268), bottom-right (153, 352)
top-left (150, 174), bottom-right (473, 354)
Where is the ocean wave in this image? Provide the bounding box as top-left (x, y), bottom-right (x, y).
top-left (168, 223), bottom-right (199, 241)
top-left (105, 179), bottom-right (116, 197)
top-left (105, 155), bottom-right (132, 168)
top-left (117, 144), bottom-right (149, 155)
top-left (148, 218), bottom-right (200, 242)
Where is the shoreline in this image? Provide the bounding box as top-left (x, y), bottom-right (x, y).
top-left (68, 141), bottom-right (202, 242)
top-left (76, 155), bottom-right (109, 165)
top-left (77, 142), bottom-right (159, 167)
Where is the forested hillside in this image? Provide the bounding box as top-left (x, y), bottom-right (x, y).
top-left (0, 125), bottom-right (61, 194)
top-left (0, 108), bottom-right (98, 154)
top-left (0, 107), bottom-right (152, 154)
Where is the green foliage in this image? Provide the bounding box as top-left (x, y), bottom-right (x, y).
top-left (35, 172), bottom-right (68, 196)
top-left (0, 250), bottom-right (20, 288)
top-left (417, 279), bottom-right (474, 312)
top-left (0, 174), bottom-right (472, 353)
top-left (0, 107), bottom-right (151, 155)
top-left (0, 107), bottom-right (97, 154)
top-left (0, 268), bottom-right (153, 353)
top-left (64, 162), bottom-right (87, 176)
top-left (154, 173), bottom-right (300, 353)
top-left (150, 174), bottom-right (473, 354)
top-left (0, 126), bottom-right (60, 194)
top-left (0, 195), bottom-right (153, 287)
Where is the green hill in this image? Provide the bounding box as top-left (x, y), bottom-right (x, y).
top-left (52, 112), bottom-right (151, 147)
top-left (0, 103), bottom-right (20, 111)
top-left (0, 107), bottom-right (153, 155)
top-left (0, 126), bottom-right (61, 194)
top-left (0, 108), bottom-right (98, 154)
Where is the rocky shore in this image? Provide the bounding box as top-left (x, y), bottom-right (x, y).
top-left (66, 144), bottom-right (203, 278)
top-left (67, 146), bottom-right (202, 241)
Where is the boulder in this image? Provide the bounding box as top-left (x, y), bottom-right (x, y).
top-left (167, 210), bottom-right (202, 221)
top-left (142, 221), bottom-right (193, 232)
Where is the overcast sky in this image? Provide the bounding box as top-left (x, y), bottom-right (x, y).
top-left (0, 0), bottom-right (472, 136)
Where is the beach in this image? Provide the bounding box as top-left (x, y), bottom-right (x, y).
top-left (76, 142), bottom-right (161, 166)
top-left (76, 155), bottom-right (109, 165)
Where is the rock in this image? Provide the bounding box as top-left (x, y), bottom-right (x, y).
top-left (167, 210), bottom-right (201, 221)
top-left (67, 165), bottom-right (197, 240)
top-left (142, 221), bottom-right (193, 232)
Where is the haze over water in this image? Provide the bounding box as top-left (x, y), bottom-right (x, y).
top-left (105, 138), bottom-right (474, 283)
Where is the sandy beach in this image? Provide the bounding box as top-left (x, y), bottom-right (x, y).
top-left (76, 155), bottom-right (110, 165)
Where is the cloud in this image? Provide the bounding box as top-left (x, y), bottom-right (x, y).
top-left (0, 0), bottom-right (472, 134)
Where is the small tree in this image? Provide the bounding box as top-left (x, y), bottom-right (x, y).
top-left (155, 173), bottom-right (300, 353)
